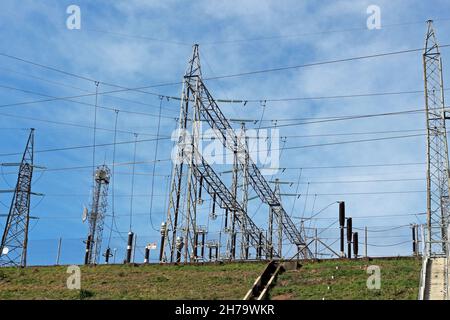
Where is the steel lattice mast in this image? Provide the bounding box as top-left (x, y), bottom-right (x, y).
top-left (161, 45), bottom-right (311, 263)
top-left (84, 165), bottom-right (110, 264)
top-left (0, 129), bottom-right (35, 267)
top-left (423, 20), bottom-right (450, 255)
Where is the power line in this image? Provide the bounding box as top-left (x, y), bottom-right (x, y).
top-left (83, 28), bottom-right (192, 46)
top-left (2, 70), bottom-right (445, 106)
top-left (2, 43), bottom-right (450, 103)
top-left (202, 45), bottom-right (450, 81)
top-left (280, 162), bottom-right (425, 170)
top-left (281, 190), bottom-right (425, 197)
top-left (199, 18), bottom-right (450, 45)
top-left (274, 178), bottom-right (424, 185)
top-left (257, 108), bottom-right (426, 129)
top-left (0, 137), bottom-right (173, 157)
top-left (0, 111), bottom-right (168, 137)
top-left (0, 83), bottom-right (178, 119)
top-left (0, 66), bottom-right (176, 112)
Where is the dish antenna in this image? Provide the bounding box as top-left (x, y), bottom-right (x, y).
top-left (1, 247), bottom-right (9, 256)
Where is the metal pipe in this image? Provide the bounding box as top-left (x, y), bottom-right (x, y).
top-left (56, 237), bottom-right (62, 266)
top-left (364, 226), bottom-right (368, 258)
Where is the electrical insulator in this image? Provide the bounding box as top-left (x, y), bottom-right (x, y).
top-left (176, 236), bottom-right (184, 250)
top-left (353, 232), bottom-right (359, 258)
top-left (346, 218), bottom-right (353, 242)
top-left (160, 222), bottom-right (167, 236)
top-left (339, 202), bottom-right (345, 227)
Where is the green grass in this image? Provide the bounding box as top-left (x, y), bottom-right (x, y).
top-left (270, 257), bottom-right (422, 300)
top-left (0, 258), bottom-right (422, 300)
top-left (0, 262), bottom-right (265, 300)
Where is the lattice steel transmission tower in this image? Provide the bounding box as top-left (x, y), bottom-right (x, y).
top-left (160, 45), bottom-right (311, 263)
top-left (423, 20), bottom-right (450, 256)
top-left (84, 165), bottom-right (110, 264)
top-left (0, 129), bottom-right (37, 267)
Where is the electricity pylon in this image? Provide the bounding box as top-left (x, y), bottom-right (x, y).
top-left (84, 165), bottom-right (110, 264)
top-left (161, 44), bottom-right (311, 263)
top-left (423, 20), bottom-right (450, 256)
top-left (0, 129), bottom-right (39, 267)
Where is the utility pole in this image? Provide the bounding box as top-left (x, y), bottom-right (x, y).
top-left (0, 129), bottom-right (42, 267)
top-left (423, 20), bottom-right (450, 256)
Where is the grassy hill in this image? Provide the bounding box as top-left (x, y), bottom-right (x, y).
top-left (271, 257), bottom-right (422, 300)
top-left (0, 257), bottom-right (421, 300)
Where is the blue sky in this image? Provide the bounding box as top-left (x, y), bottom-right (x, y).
top-left (0, 0), bottom-right (449, 265)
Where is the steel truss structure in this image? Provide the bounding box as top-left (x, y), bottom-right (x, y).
top-left (84, 165), bottom-right (110, 264)
top-left (423, 20), bottom-right (450, 256)
top-left (161, 45), bottom-right (311, 263)
top-left (0, 129), bottom-right (36, 267)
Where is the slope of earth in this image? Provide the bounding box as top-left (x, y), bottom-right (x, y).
top-left (270, 257), bottom-right (422, 300)
top-left (0, 262), bottom-right (265, 300)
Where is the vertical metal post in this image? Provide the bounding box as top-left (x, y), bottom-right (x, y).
top-left (346, 218), bottom-right (352, 259)
top-left (132, 234), bottom-right (137, 263)
top-left (215, 244), bottom-right (218, 261)
top-left (201, 232), bottom-right (205, 260)
top-left (268, 207), bottom-right (274, 259)
top-left (193, 231), bottom-right (199, 261)
top-left (314, 228), bottom-right (318, 259)
top-left (245, 233), bottom-right (249, 260)
top-left (56, 237), bottom-right (62, 266)
top-left (364, 226), bottom-right (368, 258)
top-left (415, 225), bottom-right (420, 255)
